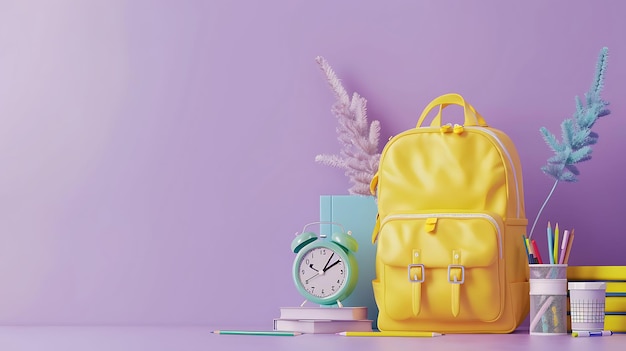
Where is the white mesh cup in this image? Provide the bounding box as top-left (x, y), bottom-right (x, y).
top-left (568, 282), bottom-right (607, 332)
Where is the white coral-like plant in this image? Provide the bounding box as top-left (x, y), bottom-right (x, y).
top-left (314, 56), bottom-right (382, 195)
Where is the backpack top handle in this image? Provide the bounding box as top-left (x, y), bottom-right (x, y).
top-left (416, 93), bottom-right (488, 128)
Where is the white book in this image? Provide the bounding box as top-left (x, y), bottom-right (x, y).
top-left (278, 306), bottom-right (367, 321)
top-left (273, 318), bottom-right (373, 334)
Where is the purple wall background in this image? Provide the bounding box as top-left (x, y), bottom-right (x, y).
top-left (0, 0), bottom-right (624, 326)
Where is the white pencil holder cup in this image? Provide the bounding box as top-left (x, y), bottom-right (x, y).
top-left (529, 264), bottom-right (568, 335)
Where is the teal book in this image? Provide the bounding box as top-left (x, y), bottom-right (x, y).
top-left (320, 195), bottom-right (378, 328)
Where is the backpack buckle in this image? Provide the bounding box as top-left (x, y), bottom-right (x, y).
top-left (448, 265), bottom-right (465, 284)
top-left (407, 264), bottom-right (425, 282)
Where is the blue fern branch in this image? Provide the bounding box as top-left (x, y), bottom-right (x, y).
top-left (528, 47), bottom-right (610, 239)
top-left (540, 47), bottom-right (610, 182)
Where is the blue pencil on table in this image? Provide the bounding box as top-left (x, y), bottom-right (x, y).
top-left (572, 330), bottom-right (612, 337)
top-left (211, 330), bottom-right (302, 336)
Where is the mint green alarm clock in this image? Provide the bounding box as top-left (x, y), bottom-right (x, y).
top-left (291, 222), bottom-right (359, 306)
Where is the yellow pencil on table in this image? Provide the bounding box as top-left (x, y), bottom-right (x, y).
top-left (337, 331), bottom-right (442, 337)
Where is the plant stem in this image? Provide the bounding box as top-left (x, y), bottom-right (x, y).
top-left (528, 179), bottom-right (559, 239)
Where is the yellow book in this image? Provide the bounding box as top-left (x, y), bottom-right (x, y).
top-left (606, 297), bottom-right (626, 313)
top-left (567, 266), bottom-right (626, 281)
top-left (606, 282), bottom-right (626, 294)
top-left (605, 315), bottom-right (626, 332)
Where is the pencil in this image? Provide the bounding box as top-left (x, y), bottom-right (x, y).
top-left (547, 222), bottom-right (554, 264)
top-left (522, 235), bottom-right (530, 263)
top-left (337, 331), bottom-right (442, 337)
top-left (558, 230), bottom-right (570, 264)
top-left (553, 223), bottom-right (559, 264)
top-left (572, 330), bottom-right (612, 337)
top-left (531, 239), bottom-right (543, 264)
top-left (211, 330), bottom-right (302, 336)
top-left (563, 230), bottom-right (575, 264)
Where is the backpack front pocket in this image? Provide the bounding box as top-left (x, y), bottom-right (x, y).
top-left (376, 212), bottom-right (504, 322)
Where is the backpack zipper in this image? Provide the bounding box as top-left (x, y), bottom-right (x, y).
top-left (464, 126), bottom-right (521, 218)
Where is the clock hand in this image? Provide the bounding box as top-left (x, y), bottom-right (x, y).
top-left (305, 272), bottom-right (320, 284)
top-left (322, 252), bottom-right (335, 271)
top-left (304, 263), bottom-right (323, 284)
top-left (323, 259), bottom-right (342, 272)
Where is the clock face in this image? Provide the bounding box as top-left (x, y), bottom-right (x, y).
top-left (296, 246), bottom-right (346, 299)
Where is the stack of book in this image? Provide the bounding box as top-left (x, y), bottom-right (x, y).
top-left (273, 306), bottom-right (372, 334)
top-left (567, 265), bottom-right (626, 333)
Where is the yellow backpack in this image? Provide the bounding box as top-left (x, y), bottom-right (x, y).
top-left (369, 93), bottom-right (529, 333)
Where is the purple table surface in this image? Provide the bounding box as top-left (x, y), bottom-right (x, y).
top-left (0, 326), bottom-right (623, 351)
